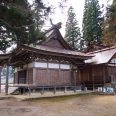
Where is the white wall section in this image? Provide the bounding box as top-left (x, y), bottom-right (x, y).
top-left (48, 63), bottom-right (59, 69)
top-left (15, 62), bottom-right (71, 72)
top-left (60, 64), bottom-right (70, 69)
top-left (34, 62), bottom-right (47, 68)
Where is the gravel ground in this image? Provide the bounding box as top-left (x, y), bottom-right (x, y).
top-left (0, 94), bottom-right (116, 116)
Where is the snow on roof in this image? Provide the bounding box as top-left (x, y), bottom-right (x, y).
top-left (85, 46), bottom-right (116, 64)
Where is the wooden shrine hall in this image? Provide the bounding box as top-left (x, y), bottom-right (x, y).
top-left (0, 23), bottom-right (92, 94)
top-left (0, 23), bottom-right (115, 94)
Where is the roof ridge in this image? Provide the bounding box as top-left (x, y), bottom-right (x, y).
top-left (45, 22), bottom-right (62, 34)
top-left (87, 46), bottom-right (116, 54)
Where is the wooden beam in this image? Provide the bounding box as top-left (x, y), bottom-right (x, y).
top-left (5, 65), bottom-right (9, 95)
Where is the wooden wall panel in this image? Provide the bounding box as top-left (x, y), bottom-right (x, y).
top-left (14, 72), bottom-right (18, 84)
top-left (80, 64), bottom-right (116, 84)
top-left (34, 68), bottom-right (47, 85)
top-left (108, 66), bottom-right (116, 82)
top-left (27, 68), bottom-right (33, 84)
top-left (108, 67), bottom-right (116, 75)
top-left (60, 70), bottom-right (71, 85)
top-left (81, 65), bottom-right (106, 84)
top-left (34, 68), bottom-right (72, 86)
top-left (76, 70), bottom-right (81, 84)
top-left (49, 69), bottom-right (59, 85)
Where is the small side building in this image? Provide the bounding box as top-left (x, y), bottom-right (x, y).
top-left (80, 46), bottom-right (116, 89)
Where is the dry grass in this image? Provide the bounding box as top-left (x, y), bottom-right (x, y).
top-left (0, 94), bottom-right (116, 116)
top-left (24, 93), bottom-right (90, 102)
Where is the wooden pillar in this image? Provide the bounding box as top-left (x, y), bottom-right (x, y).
top-left (46, 60), bottom-right (49, 85)
top-left (0, 66), bottom-right (2, 93)
top-left (78, 69), bottom-right (81, 85)
top-left (41, 87), bottom-right (44, 95)
top-left (71, 65), bottom-right (75, 85)
top-left (33, 68), bottom-right (36, 85)
top-left (64, 86), bottom-right (67, 93)
top-left (28, 87), bottom-right (31, 96)
top-left (27, 64), bottom-right (31, 95)
top-left (27, 64), bottom-right (29, 84)
top-left (75, 69), bottom-right (77, 86)
top-left (5, 65), bottom-right (9, 95)
top-left (59, 61), bottom-right (60, 85)
top-left (103, 66), bottom-right (106, 86)
top-left (93, 76), bottom-right (95, 91)
top-left (54, 86), bottom-right (56, 94)
top-left (74, 69), bottom-right (77, 92)
top-left (92, 67), bottom-right (95, 91)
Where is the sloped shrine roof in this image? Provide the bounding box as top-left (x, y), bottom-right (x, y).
top-left (13, 44), bottom-right (92, 59)
top-left (37, 22), bottom-right (72, 50)
top-left (0, 23), bottom-right (92, 66)
top-left (85, 46), bottom-right (116, 64)
top-left (0, 44), bottom-right (92, 66)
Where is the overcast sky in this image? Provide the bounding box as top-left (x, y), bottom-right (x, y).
top-left (29, 0), bottom-right (113, 36)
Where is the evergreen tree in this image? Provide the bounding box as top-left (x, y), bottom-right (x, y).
top-left (33, 1), bottom-right (44, 31)
top-left (0, 0), bottom-right (44, 53)
top-left (65, 6), bottom-right (82, 50)
top-left (82, 0), bottom-right (103, 44)
top-left (102, 0), bottom-right (116, 46)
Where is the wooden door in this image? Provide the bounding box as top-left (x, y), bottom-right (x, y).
top-left (18, 70), bottom-right (27, 84)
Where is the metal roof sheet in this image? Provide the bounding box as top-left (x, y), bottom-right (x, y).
top-left (85, 46), bottom-right (116, 64)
